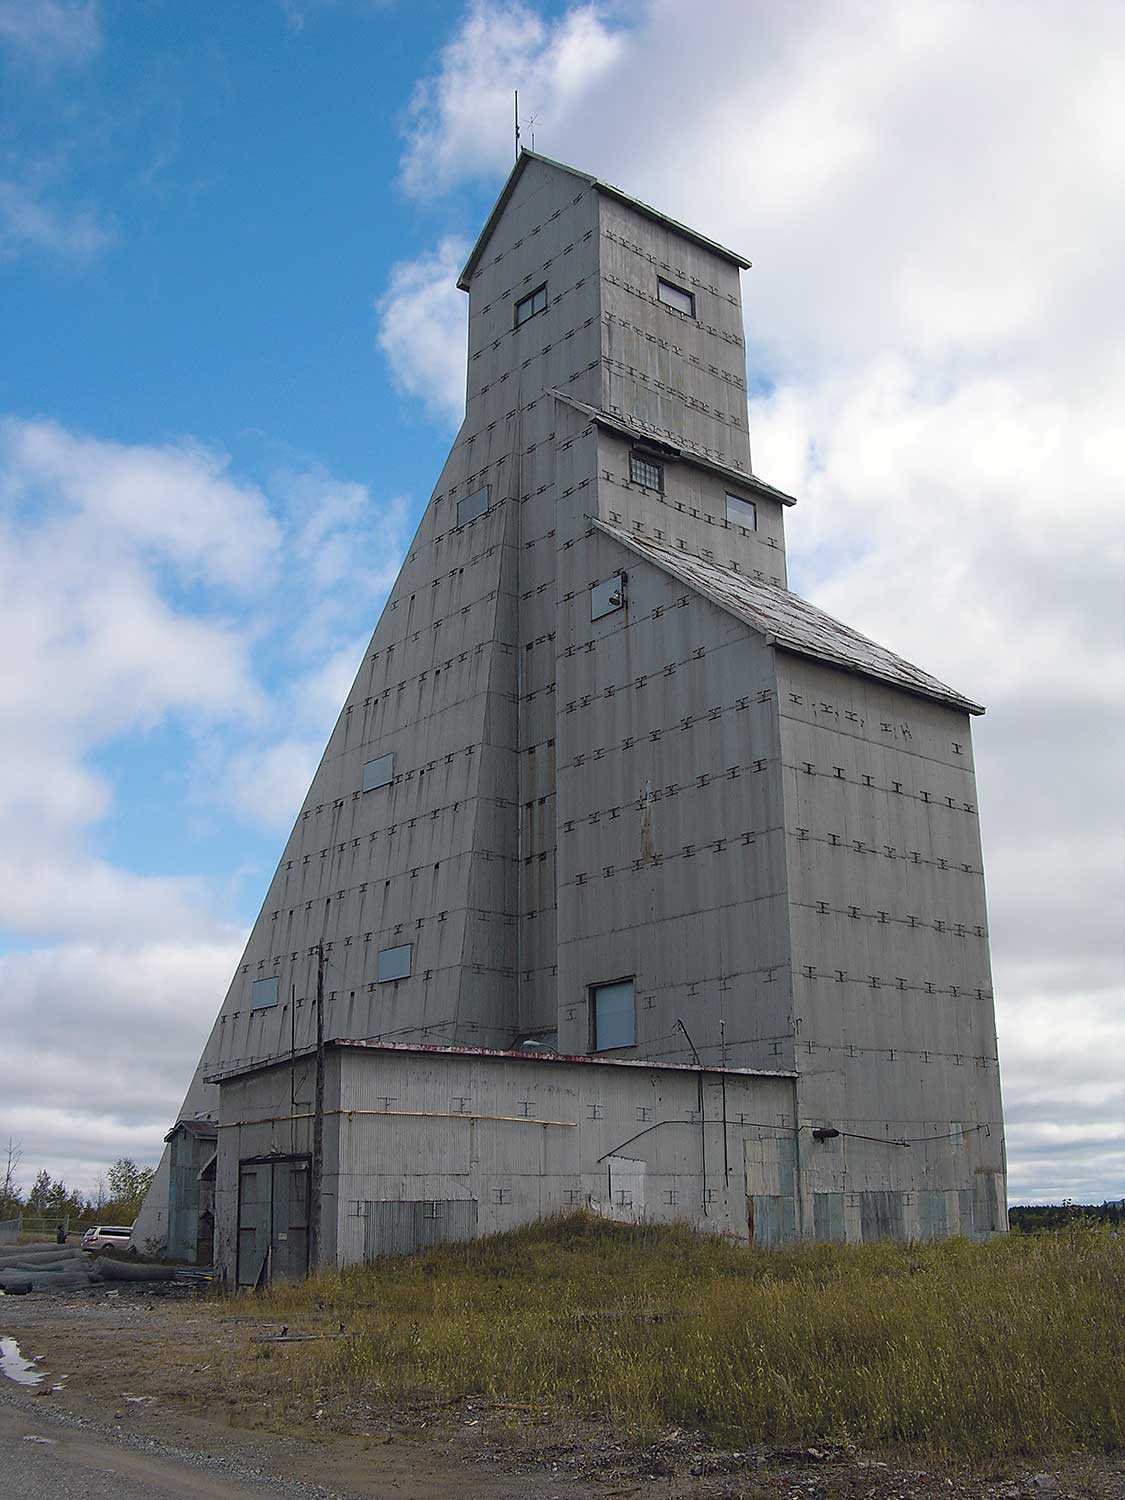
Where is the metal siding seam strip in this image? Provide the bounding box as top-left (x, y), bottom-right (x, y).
top-left (220, 1109), bottom-right (576, 1129)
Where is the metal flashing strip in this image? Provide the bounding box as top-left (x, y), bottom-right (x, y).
top-left (205, 1038), bottom-right (798, 1086)
top-left (592, 518), bottom-right (985, 715)
top-left (217, 1108), bottom-right (577, 1130)
top-left (457, 149), bottom-right (751, 292)
top-left (549, 389), bottom-right (797, 506)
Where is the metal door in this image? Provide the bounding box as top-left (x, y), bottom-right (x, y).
top-left (237, 1156), bottom-right (310, 1287)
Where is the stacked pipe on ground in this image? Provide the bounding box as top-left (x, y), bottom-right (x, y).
top-left (0, 1242), bottom-right (175, 1292)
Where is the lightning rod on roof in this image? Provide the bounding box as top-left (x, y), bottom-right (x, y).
top-left (514, 90), bottom-right (520, 158)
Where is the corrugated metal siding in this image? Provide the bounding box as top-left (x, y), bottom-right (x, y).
top-left (363, 1200), bottom-right (478, 1260)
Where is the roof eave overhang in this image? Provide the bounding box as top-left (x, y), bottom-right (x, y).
top-left (774, 643), bottom-right (986, 716)
top-left (550, 390), bottom-right (797, 506)
top-left (592, 520), bottom-right (985, 717)
top-left (207, 1037), bottom-right (795, 1085)
top-left (458, 150), bottom-right (751, 293)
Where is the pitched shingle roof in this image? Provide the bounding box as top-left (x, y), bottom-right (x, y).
top-left (594, 520), bottom-right (984, 714)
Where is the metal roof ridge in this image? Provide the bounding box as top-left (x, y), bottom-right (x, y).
top-left (457, 150), bottom-right (751, 292)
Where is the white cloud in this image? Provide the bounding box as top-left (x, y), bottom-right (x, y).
top-left (379, 0), bottom-right (1125, 1202)
top-left (0, 178), bottom-right (113, 263)
top-left (0, 419), bottom-right (409, 1192)
top-left (375, 237), bottom-right (470, 427)
top-left (401, 1), bottom-right (623, 198)
top-left (0, 938), bottom-right (241, 1191)
top-left (0, 0), bottom-right (99, 65)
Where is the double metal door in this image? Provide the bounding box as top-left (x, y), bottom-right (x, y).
top-left (237, 1155), bottom-right (310, 1287)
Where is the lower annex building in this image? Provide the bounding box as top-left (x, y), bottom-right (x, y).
top-left (134, 151), bottom-right (1007, 1281)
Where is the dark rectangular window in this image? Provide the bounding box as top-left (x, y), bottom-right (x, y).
top-left (657, 277), bottom-right (695, 317)
top-left (514, 284), bottom-right (547, 327)
top-left (362, 752), bottom-right (394, 791)
top-left (629, 452), bottom-right (663, 491)
top-left (591, 572), bottom-right (625, 620)
top-left (456, 485), bottom-right (489, 526)
top-left (591, 978), bottom-right (635, 1051)
top-left (377, 944), bottom-right (412, 982)
top-left (725, 493), bottom-right (757, 530)
top-left (251, 976), bottom-right (279, 1010)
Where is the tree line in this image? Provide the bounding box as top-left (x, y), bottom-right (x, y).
top-left (1, 1136), bottom-right (154, 1227)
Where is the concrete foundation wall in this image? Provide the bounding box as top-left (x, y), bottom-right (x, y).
top-left (213, 1045), bottom-right (798, 1279)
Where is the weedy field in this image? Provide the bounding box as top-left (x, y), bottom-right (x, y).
top-left (237, 1213), bottom-right (1124, 1462)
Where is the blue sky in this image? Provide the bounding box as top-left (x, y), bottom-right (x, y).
top-left (0, 0), bottom-right (1121, 1205)
top-left (2, 0), bottom-right (490, 926)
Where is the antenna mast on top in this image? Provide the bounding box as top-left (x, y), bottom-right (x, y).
top-left (514, 90), bottom-right (520, 158)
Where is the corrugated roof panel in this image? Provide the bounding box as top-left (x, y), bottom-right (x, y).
top-left (594, 520), bottom-right (984, 715)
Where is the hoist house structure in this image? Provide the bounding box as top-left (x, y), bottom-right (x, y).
top-left (134, 152), bottom-right (1007, 1281)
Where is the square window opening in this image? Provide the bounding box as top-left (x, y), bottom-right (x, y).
top-left (362, 752), bottom-right (394, 792)
top-left (629, 452), bottom-right (664, 491)
top-left (514, 284), bottom-right (547, 327)
top-left (657, 278), bottom-right (695, 318)
top-left (377, 943), bottom-right (413, 983)
top-left (590, 977), bottom-right (636, 1051)
top-left (591, 572), bottom-right (626, 621)
top-left (457, 485), bottom-right (490, 527)
top-left (251, 976), bottom-right (279, 1011)
top-left (725, 493), bottom-right (757, 530)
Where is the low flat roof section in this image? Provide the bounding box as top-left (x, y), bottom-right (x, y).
top-left (205, 1038), bottom-right (796, 1087)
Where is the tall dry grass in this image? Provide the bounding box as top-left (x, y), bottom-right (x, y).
top-left (244, 1215), bottom-right (1123, 1459)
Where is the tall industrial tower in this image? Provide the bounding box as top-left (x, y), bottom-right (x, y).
top-left (137, 153), bottom-right (1006, 1252)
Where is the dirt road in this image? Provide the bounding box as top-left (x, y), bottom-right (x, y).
top-left (0, 1400), bottom-right (324, 1500)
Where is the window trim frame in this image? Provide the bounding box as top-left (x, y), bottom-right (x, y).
top-left (589, 975), bottom-right (637, 1053)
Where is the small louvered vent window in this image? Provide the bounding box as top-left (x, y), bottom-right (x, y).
top-left (629, 452), bottom-right (663, 491)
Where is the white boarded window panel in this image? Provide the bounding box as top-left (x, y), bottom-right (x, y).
top-left (251, 976), bottom-right (279, 1010)
top-left (362, 752), bottom-right (394, 792)
top-left (657, 278), bottom-right (695, 317)
top-left (377, 944), bottom-right (412, 982)
top-left (592, 978), bottom-right (635, 1050)
top-left (607, 1155), bottom-right (646, 1215)
top-left (726, 493), bottom-right (757, 530)
top-left (457, 485), bottom-right (489, 526)
top-left (591, 573), bottom-right (626, 621)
